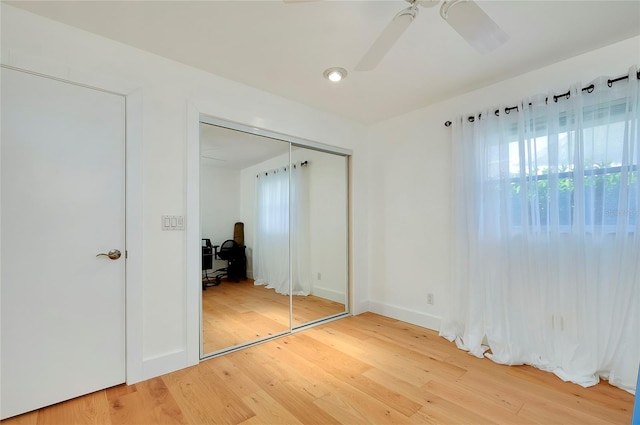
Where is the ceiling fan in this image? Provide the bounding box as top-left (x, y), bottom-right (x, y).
top-left (286, 0), bottom-right (509, 71)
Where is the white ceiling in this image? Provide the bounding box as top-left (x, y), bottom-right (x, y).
top-left (7, 0), bottom-right (640, 124)
top-left (200, 122), bottom-right (289, 169)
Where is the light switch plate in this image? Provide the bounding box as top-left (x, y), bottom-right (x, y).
top-left (162, 215), bottom-right (185, 230)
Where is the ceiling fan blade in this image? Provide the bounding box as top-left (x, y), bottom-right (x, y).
top-left (440, 0), bottom-right (508, 54)
top-left (355, 7), bottom-right (417, 72)
top-left (201, 155), bottom-right (227, 162)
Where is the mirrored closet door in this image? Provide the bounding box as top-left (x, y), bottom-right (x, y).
top-left (199, 119), bottom-right (350, 358)
top-left (290, 146), bottom-right (348, 328)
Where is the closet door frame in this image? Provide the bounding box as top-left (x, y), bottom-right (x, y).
top-left (186, 109), bottom-right (352, 361)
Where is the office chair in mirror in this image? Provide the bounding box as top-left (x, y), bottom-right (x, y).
top-left (202, 238), bottom-right (215, 289)
top-left (202, 223), bottom-right (247, 290)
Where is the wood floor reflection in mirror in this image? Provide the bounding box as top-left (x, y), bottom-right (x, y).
top-left (202, 278), bottom-right (345, 354)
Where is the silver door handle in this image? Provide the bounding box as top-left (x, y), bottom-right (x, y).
top-left (96, 249), bottom-right (121, 260)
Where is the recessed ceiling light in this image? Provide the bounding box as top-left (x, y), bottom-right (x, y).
top-left (323, 67), bottom-right (347, 82)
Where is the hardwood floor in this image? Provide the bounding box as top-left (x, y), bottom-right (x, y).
top-left (202, 278), bottom-right (345, 354)
top-left (2, 313), bottom-right (634, 424)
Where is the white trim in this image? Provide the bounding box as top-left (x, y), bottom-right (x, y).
top-left (198, 115), bottom-right (353, 157)
top-left (185, 103), bottom-right (202, 365)
top-left (141, 349), bottom-right (189, 381)
top-left (353, 300), bottom-right (371, 316)
top-left (368, 300), bottom-right (441, 332)
top-left (187, 109), bottom-right (353, 361)
top-left (1, 64), bottom-right (122, 96)
top-left (311, 287), bottom-right (346, 304)
top-left (124, 89), bottom-right (144, 384)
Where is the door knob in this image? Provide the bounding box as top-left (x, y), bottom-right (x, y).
top-left (96, 249), bottom-right (121, 260)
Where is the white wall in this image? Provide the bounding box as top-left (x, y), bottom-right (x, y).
top-left (304, 149), bottom-right (348, 303)
top-left (1, 4), bottom-right (368, 383)
top-left (5, 1), bottom-right (633, 388)
top-left (200, 160), bottom-right (240, 246)
top-left (366, 36), bottom-right (640, 331)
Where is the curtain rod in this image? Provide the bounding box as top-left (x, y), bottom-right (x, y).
top-left (443, 69), bottom-right (640, 127)
top-left (256, 160), bottom-right (308, 178)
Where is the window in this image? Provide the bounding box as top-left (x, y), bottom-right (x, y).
top-left (493, 100), bottom-right (638, 232)
top-left (256, 168), bottom-right (289, 235)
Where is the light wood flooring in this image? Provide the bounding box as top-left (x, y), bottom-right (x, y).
top-left (2, 312), bottom-right (634, 424)
top-left (202, 278), bottom-right (346, 354)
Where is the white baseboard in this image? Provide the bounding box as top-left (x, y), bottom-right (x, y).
top-left (311, 286), bottom-right (345, 304)
top-left (368, 301), bottom-right (442, 332)
top-left (140, 349), bottom-right (194, 382)
top-left (353, 299), bottom-right (370, 315)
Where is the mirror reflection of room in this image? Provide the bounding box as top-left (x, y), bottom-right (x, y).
top-left (289, 146), bottom-right (348, 327)
top-left (200, 123), bottom-right (348, 357)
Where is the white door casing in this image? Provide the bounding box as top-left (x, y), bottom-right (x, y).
top-left (1, 67), bottom-right (126, 419)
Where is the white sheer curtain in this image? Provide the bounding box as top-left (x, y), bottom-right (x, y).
top-left (253, 163), bottom-right (311, 295)
top-left (253, 168), bottom-right (289, 293)
top-left (290, 164), bottom-right (311, 295)
top-left (441, 66), bottom-right (640, 393)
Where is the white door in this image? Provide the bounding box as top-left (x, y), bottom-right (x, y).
top-left (1, 68), bottom-right (126, 419)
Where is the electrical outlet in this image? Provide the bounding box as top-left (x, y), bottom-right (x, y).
top-left (427, 293), bottom-right (434, 305)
